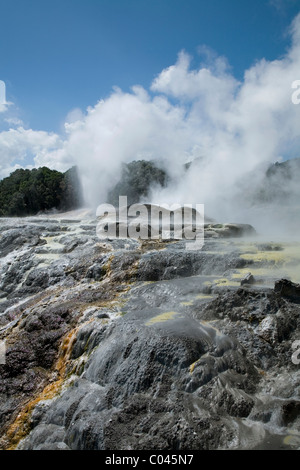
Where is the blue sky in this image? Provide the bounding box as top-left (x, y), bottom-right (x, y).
top-left (1, 0), bottom-right (300, 217)
top-left (1, 0), bottom-right (300, 132)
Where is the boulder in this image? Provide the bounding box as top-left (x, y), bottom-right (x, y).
top-left (274, 279), bottom-right (300, 303)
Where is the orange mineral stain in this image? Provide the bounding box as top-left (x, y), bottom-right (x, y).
top-left (4, 327), bottom-right (79, 450)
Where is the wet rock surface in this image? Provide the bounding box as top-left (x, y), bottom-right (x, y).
top-left (0, 211), bottom-right (299, 450)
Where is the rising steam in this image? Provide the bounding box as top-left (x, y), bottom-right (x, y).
top-left (60, 13), bottom-right (300, 238)
top-left (2, 14), bottom-right (300, 237)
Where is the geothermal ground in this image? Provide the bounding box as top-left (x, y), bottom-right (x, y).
top-left (0, 209), bottom-right (299, 450)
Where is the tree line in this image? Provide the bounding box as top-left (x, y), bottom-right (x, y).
top-left (0, 166), bottom-right (83, 217)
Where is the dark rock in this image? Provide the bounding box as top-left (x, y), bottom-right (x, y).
top-left (17, 313), bottom-right (259, 450)
top-left (274, 279), bottom-right (300, 303)
top-left (281, 400), bottom-right (300, 426)
top-left (241, 272), bottom-right (255, 286)
top-left (0, 227), bottom-right (46, 258)
top-left (0, 215), bottom-right (300, 451)
top-left (136, 250), bottom-right (248, 282)
top-left (204, 223), bottom-right (256, 239)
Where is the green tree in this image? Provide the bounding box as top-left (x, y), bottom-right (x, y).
top-left (0, 166), bottom-right (83, 217)
top-left (107, 160), bottom-right (168, 206)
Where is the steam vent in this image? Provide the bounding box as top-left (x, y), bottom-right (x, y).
top-left (0, 208), bottom-right (300, 451)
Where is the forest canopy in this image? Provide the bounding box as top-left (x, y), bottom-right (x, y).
top-left (107, 160), bottom-right (168, 206)
top-left (0, 166), bottom-right (83, 217)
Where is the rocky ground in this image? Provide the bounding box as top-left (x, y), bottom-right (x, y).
top-left (0, 209), bottom-right (299, 450)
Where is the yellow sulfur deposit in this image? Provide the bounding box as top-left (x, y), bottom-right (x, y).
top-left (145, 311), bottom-right (183, 326)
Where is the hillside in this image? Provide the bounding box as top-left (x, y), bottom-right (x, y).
top-left (0, 166), bottom-right (83, 217)
top-left (254, 157), bottom-right (300, 204)
top-left (106, 160), bottom-right (168, 206)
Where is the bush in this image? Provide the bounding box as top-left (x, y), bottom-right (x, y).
top-left (0, 166), bottom-right (83, 217)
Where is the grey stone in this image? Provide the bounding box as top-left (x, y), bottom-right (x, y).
top-left (0, 213), bottom-right (299, 451)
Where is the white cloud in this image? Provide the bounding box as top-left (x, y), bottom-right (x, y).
top-left (0, 127), bottom-right (72, 178)
top-left (151, 49), bottom-right (238, 106)
top-left (0, 80), bottom-right (14, 114)
top-left (65, 107), bottom-right (85, 126)
top-left (0, 80), bottom-right (6, 113)
top-left (0, 104), bottom-right (7, 114)
top-left (146, 15), bottom-right (300, 222)
top-left (0, 100), bottom-right (13, 114)
top-left (4, 117), bottom-right (24, 127)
